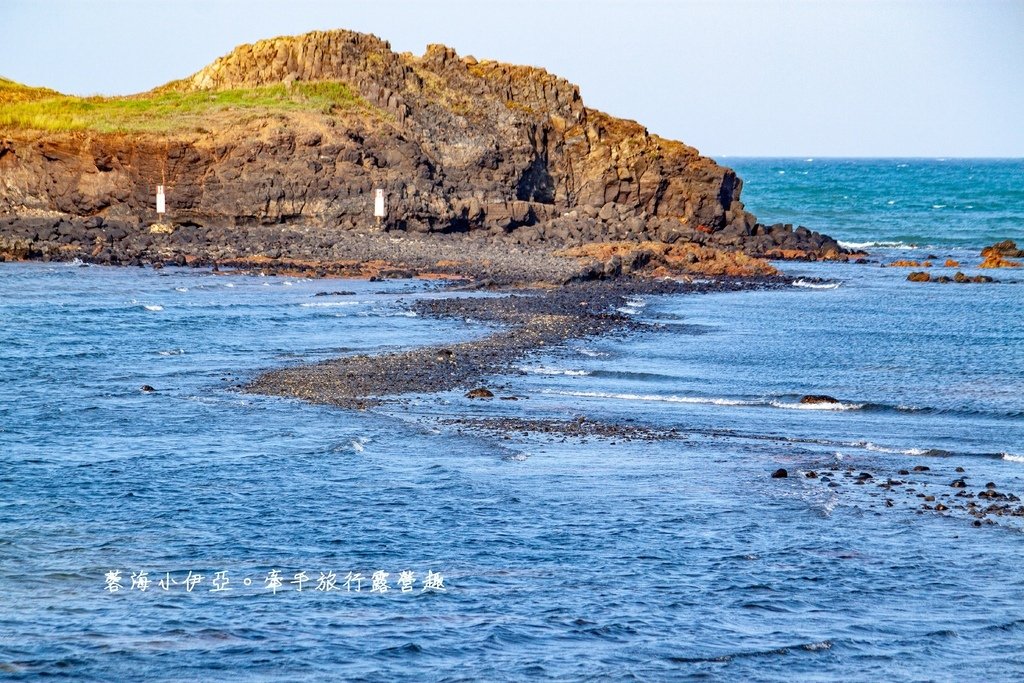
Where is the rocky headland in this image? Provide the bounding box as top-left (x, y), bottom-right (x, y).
top-left (1, 29), bottom-right (852, 283)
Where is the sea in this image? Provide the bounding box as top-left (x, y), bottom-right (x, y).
top-left (1, 158), bottom-right (1022, 681)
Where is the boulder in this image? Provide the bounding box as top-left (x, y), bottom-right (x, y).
top-left (799, 394), bottom-right (839, 405)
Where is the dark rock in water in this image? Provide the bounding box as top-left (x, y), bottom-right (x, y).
top-left (140, 385), bottom-right (156, 393)
top-left (935, 503), bottom-right (948, 512)
top-left (799, 394), bottom-right (839, 404)
top-left (951, 479), bottom-right (967, 488)
top-left (899, 469), bottom-right (910, 475)
top-left (857, 472), bottom-right (873, 480)
top-left (805, 470), bottom-right (818, 479)
top-left (912, 465), bottom-right (930, 472)
top-left (465, 387), bottom-right (494, 399)
top-left (771, 468), bottom-right (788, 479)
top-left (313, 291), bottom-right (357, 297)
top-left (955, 466), bottom-right (965, 472)
top-left (907, 271), bottom-right (931, 282)
top-left (986, 482), bottom-right (997, 489)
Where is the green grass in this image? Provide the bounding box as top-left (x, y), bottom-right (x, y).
top-left (0, 80), bottom-right (366, 133)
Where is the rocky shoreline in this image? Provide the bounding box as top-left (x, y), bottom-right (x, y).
top-left (246, 275), bottom-right (787, 407)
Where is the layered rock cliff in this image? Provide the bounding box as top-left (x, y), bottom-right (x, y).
top-left (0, 29), bottom-right (847, 271)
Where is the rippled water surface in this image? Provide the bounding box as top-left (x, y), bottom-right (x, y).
top-left (2, 159), bottom-right (1023, 680)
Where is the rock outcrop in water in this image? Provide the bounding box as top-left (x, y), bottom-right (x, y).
top-left (980, 240), bottom-right (1023, 269)
top-left (0, 29), bottom-right (850, 276)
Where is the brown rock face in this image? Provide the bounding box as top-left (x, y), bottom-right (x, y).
top-left (0, 29), bottom-right (848, 265)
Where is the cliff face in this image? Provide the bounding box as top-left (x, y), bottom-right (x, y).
top-left (0, 29), bottom-right (844, 261)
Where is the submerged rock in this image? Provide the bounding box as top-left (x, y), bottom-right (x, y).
top-left (771, 468), bottom-right (789, 479)
top-left (465, 387), bottom-right (494, 399)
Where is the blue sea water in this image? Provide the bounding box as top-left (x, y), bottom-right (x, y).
top-left (2, 159), bottom-right (1023, 681)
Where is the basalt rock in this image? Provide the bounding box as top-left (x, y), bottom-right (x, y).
top-left (799, 394), bottom-right (839, 405)
top-left (1, 29), bottom-right (853, 272)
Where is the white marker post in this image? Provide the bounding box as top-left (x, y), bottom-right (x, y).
top-left (156, 185), bottom-right (166, 216)
top-left (373, 189), bottom-right (386, 228)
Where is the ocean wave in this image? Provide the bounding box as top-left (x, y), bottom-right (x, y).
top-left (543, 390), bottom-right (756, 406)
top-left (793, 279), bottom-right (840, 290)
top-left (157, 349), bottom-right (185, 356)
top-left (299, 301), bottom-right (362, 307)
top-left (521, 366), bottom-right (591, 376)
top-left (143, 304), bottom-right (164, 312)
top-left (770, 401), bottom-right (864, 411)
top-left (838, 240), bottom-right (916, 250)
top-left (1003, 453), bottom-right (1024, 464)
top-left (577, 348), bottom-right (606, 358)
top-left (859, 441), bottom-right (929, 456)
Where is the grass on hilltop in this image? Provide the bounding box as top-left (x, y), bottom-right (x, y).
top-left (0, 79), bottom-right (366, 133)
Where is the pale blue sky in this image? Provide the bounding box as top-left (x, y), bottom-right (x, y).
top-left (1, 0), bottom-right (1021, 157)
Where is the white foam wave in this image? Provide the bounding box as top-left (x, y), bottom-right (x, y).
top-left (225, 283), bottom-right (235, 288)
top-left (300, 301), bottom-right (362, 308)
top-left (544, 390), bottom-right (755, 406)
top-left (174, 287), bottom-right (188, 293)
top-left (932, 204), bottom-right (946, 209)
top-left (860, 442), bottom-right (927, 456)
top-left (521, 366), bottom-right (591, 377)
top-left (793, 279), bottom-right (840, 290)
top-left (624, 298), bottom-right (647, 309)
top-left (770, 400), bottom-right (864, 411)
top-left (545, 390), bottom-right (866, 411)
top-left (283, 281), bottom-right (294, 286)
top-left (577, 348), bottom-right (606, 358)
top-left (1002, 453), bottom-right (1024, 464)
top-left (143, 304), bottom-right (164, 312)
top-left (158, 349), bottom-right (185, 356)
top-left (838, 240), bottom-right (915, 250)
top-left (616, 307), bottom-right (640, 315)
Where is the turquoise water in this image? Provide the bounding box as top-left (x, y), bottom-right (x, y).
top-left (1, 159), bottom-right (1023, 680)
top-left (729, 158), bottom-right (1024, 249)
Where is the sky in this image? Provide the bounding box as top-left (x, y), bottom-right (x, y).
top-left (1, 0), bottom-right (1022, 157)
